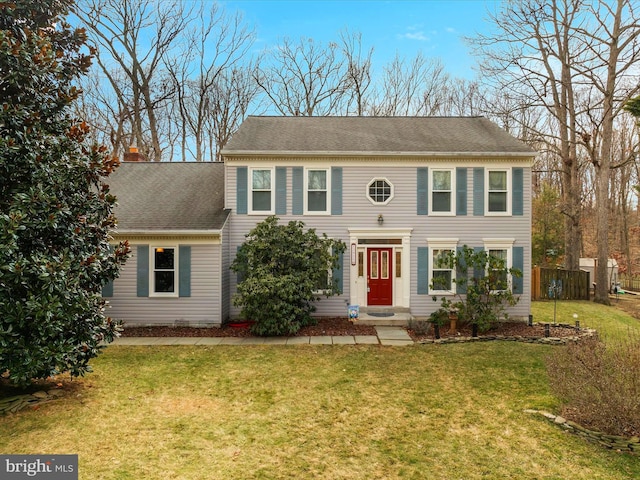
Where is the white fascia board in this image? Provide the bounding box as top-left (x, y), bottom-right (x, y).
top-left (223, 150), bottom-right (535, 158)
top-left (114, 229), bottom-right (223, 236)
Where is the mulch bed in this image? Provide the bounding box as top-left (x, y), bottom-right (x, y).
top-left (120, 317), bottom-right (377, 338)
top-left (407, 321), bottom-right (582, 342)
top-left (120, 317), bottom-right (580, 341)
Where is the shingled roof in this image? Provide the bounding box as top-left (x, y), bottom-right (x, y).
top-left (222, 116), bottom-right (535, 157)
top-left (107, 162), bottom-right (228, 232)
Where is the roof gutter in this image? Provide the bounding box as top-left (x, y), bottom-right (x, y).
top-left (112, 229), bottom-right (223, 236)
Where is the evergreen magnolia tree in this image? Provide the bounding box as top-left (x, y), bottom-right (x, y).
top-left (231, 216), bottom-right (346, 336)
top-left (0, 0), bottom-right (129, 387)
top-left (624, 95), bottom-right (640, 118)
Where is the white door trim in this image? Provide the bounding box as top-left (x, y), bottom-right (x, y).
top-left (347, 228), bottom-right (412, 308)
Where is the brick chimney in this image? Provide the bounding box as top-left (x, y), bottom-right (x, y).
top-left (124, 146), bottom-right (147, 162)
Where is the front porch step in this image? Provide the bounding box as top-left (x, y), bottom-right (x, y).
top-left (356, 308), bottom-right (414, 326)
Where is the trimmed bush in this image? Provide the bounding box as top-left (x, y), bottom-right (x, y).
top-left (231, 216), bottom-right (346, 336)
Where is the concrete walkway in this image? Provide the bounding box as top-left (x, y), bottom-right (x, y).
top-left (110, 326), bottom-right (414, 346)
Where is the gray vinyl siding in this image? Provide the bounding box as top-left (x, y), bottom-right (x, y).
top-left (226, 161), bottom-right (532, 320)
top-left (221, 224), bottom-right (231, 322)
top-left (107, 243), bottom-right (224, 327)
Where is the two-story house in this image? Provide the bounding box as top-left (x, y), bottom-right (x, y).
top-left (104, 116), bottom-right (534, 327)
top-left (222, 116), bottom-right (535, 324)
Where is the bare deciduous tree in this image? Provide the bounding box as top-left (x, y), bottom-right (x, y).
top-left (471, 0), bottom-right (585, 272)
top-left (340, 30), bottom-right (374, 116)
top-left (75, 0), bottom-right (189, 161)
top-left (576, 0), bottom-right (640, 303)
top-left (166, 2), bottom-right (255, 161)
top-left (369, 53), bottom-right (449, 116)
top-left (207, 65), bottom-right (262, 161)
top-left (254, 36), bottom-right (351, 116)
top-left (471, 0), bottom-right (640, 303)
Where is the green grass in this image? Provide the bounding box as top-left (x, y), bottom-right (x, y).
top-left (532, 298), bottom-right (640, 341)
top-left (1, 300), bottom-right (639, 479)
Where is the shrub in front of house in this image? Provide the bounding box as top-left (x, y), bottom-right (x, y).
top-left (545, 334), bottom-right (640, 438)
top-left (431, 246), bottom-right (522, 333)
top-left (231, 216), bottom-right (346, 336)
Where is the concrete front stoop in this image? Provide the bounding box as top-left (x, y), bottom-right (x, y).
top-left (356, 307), bottom-right (414, 326)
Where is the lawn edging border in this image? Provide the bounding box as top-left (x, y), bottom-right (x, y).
top-left (0, 389), bottom-right (64, 415)
top-left (416, 323), bottom-right (597, 345)
top-left (524, 409), bottom-right (640, 455)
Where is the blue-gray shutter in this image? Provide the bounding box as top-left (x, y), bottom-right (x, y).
top-left (473, 246), bottom-right (485, 281)
top-left (332, 251), bottom-right (344, 294)
top-left (455, 246), bottom-right (467, 295)
top-left (417, 167), bottom-right (428, 215)
top-left (417, 247), bottom-right (429, 294)
top-left (102, 245), bottom-right (115, 297)
top-left (512, 246), bottom-right (524, 294)
top-left (236, 167), bottom-right (248, 215)
top-left (473, 168), bottom-right (484, 216)
top-left (136, 245), bottom-right (149, 297)
top-left (276, 167), bottom-right (287, 215)
top-left (236, 246), bottom-right (245, 284)
top-left (456, 167), bottom-right (467, 216)
top-left (102, 279), bottom-right (114, 297)
top-left (331, 167), bottom-right (343, 215)
top-left (292, 167), bottom-right (304, 215)
top-left (178, 246), bottom-right (191, 297)
top-left (512, 167), bottom-right (524, 216)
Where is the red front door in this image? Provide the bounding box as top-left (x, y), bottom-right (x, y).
top-left (367, 248), bottom-right (393, 305)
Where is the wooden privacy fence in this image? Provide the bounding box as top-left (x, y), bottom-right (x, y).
top-left (531, 266), bottom-right (590, 300)
top-left (619, 275), bottom-right (640, 293)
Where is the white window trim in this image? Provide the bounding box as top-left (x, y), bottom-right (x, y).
top-left (304, 167), bottom-right (331, 215)
top-left (429, 168), bottom-right (455, 216)
top-left (485, 168), bottom-right (511, 216)
top-left (366, 177), bottom-right (395, 206)
top-left (483, 238), bottom-right (514, 292)
top-left (249, 167), bottom-right (275, 215)
top-left (149, 245), bottom-right (179, 298)
top-left (427, 238), bottom-right (458, 295)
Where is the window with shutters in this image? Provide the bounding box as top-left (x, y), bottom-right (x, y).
top-left (427, 239), bottom-right (458, 294)
top-left (250, 168), bottom-right (274, 214)
top-left (305, 168), bottom-right (330, 214)
top-left (484, 239), bottom-right (514, 292)
top-left (486, 169), bottom-right (511, 215)
top-left (151, 246), bottom-right (178, 297)
top-left (429, 169), bottom-right (455, 215)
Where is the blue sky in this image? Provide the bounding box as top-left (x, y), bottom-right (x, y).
top-left (223, 0), bottom-right (500, 79)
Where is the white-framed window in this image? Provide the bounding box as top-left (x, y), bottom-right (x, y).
top-left (150, 246), bottom-right (178, 297)
top-left (428, 239), bottom-right (458, 294)
top-left (430, 168), bottom-right (455, 215)
top-left (486, 169), bottom-right (511, 215)
top-left (305, 168), bottom-right (330, 214)
top-left (484, 239), bottom-right (514, 291)
top-left (367, 178), bottom-right (394, 205)
top-left (250, 167), bottom-right (274, 214)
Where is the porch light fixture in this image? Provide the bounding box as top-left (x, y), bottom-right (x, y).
top-left (377, 214), bottom-right (384, 225)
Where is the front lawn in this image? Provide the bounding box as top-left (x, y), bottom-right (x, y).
top-left (1, 300), bottom-right (639, 479)
top-left (532, 298), bottom-right (640, 340)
